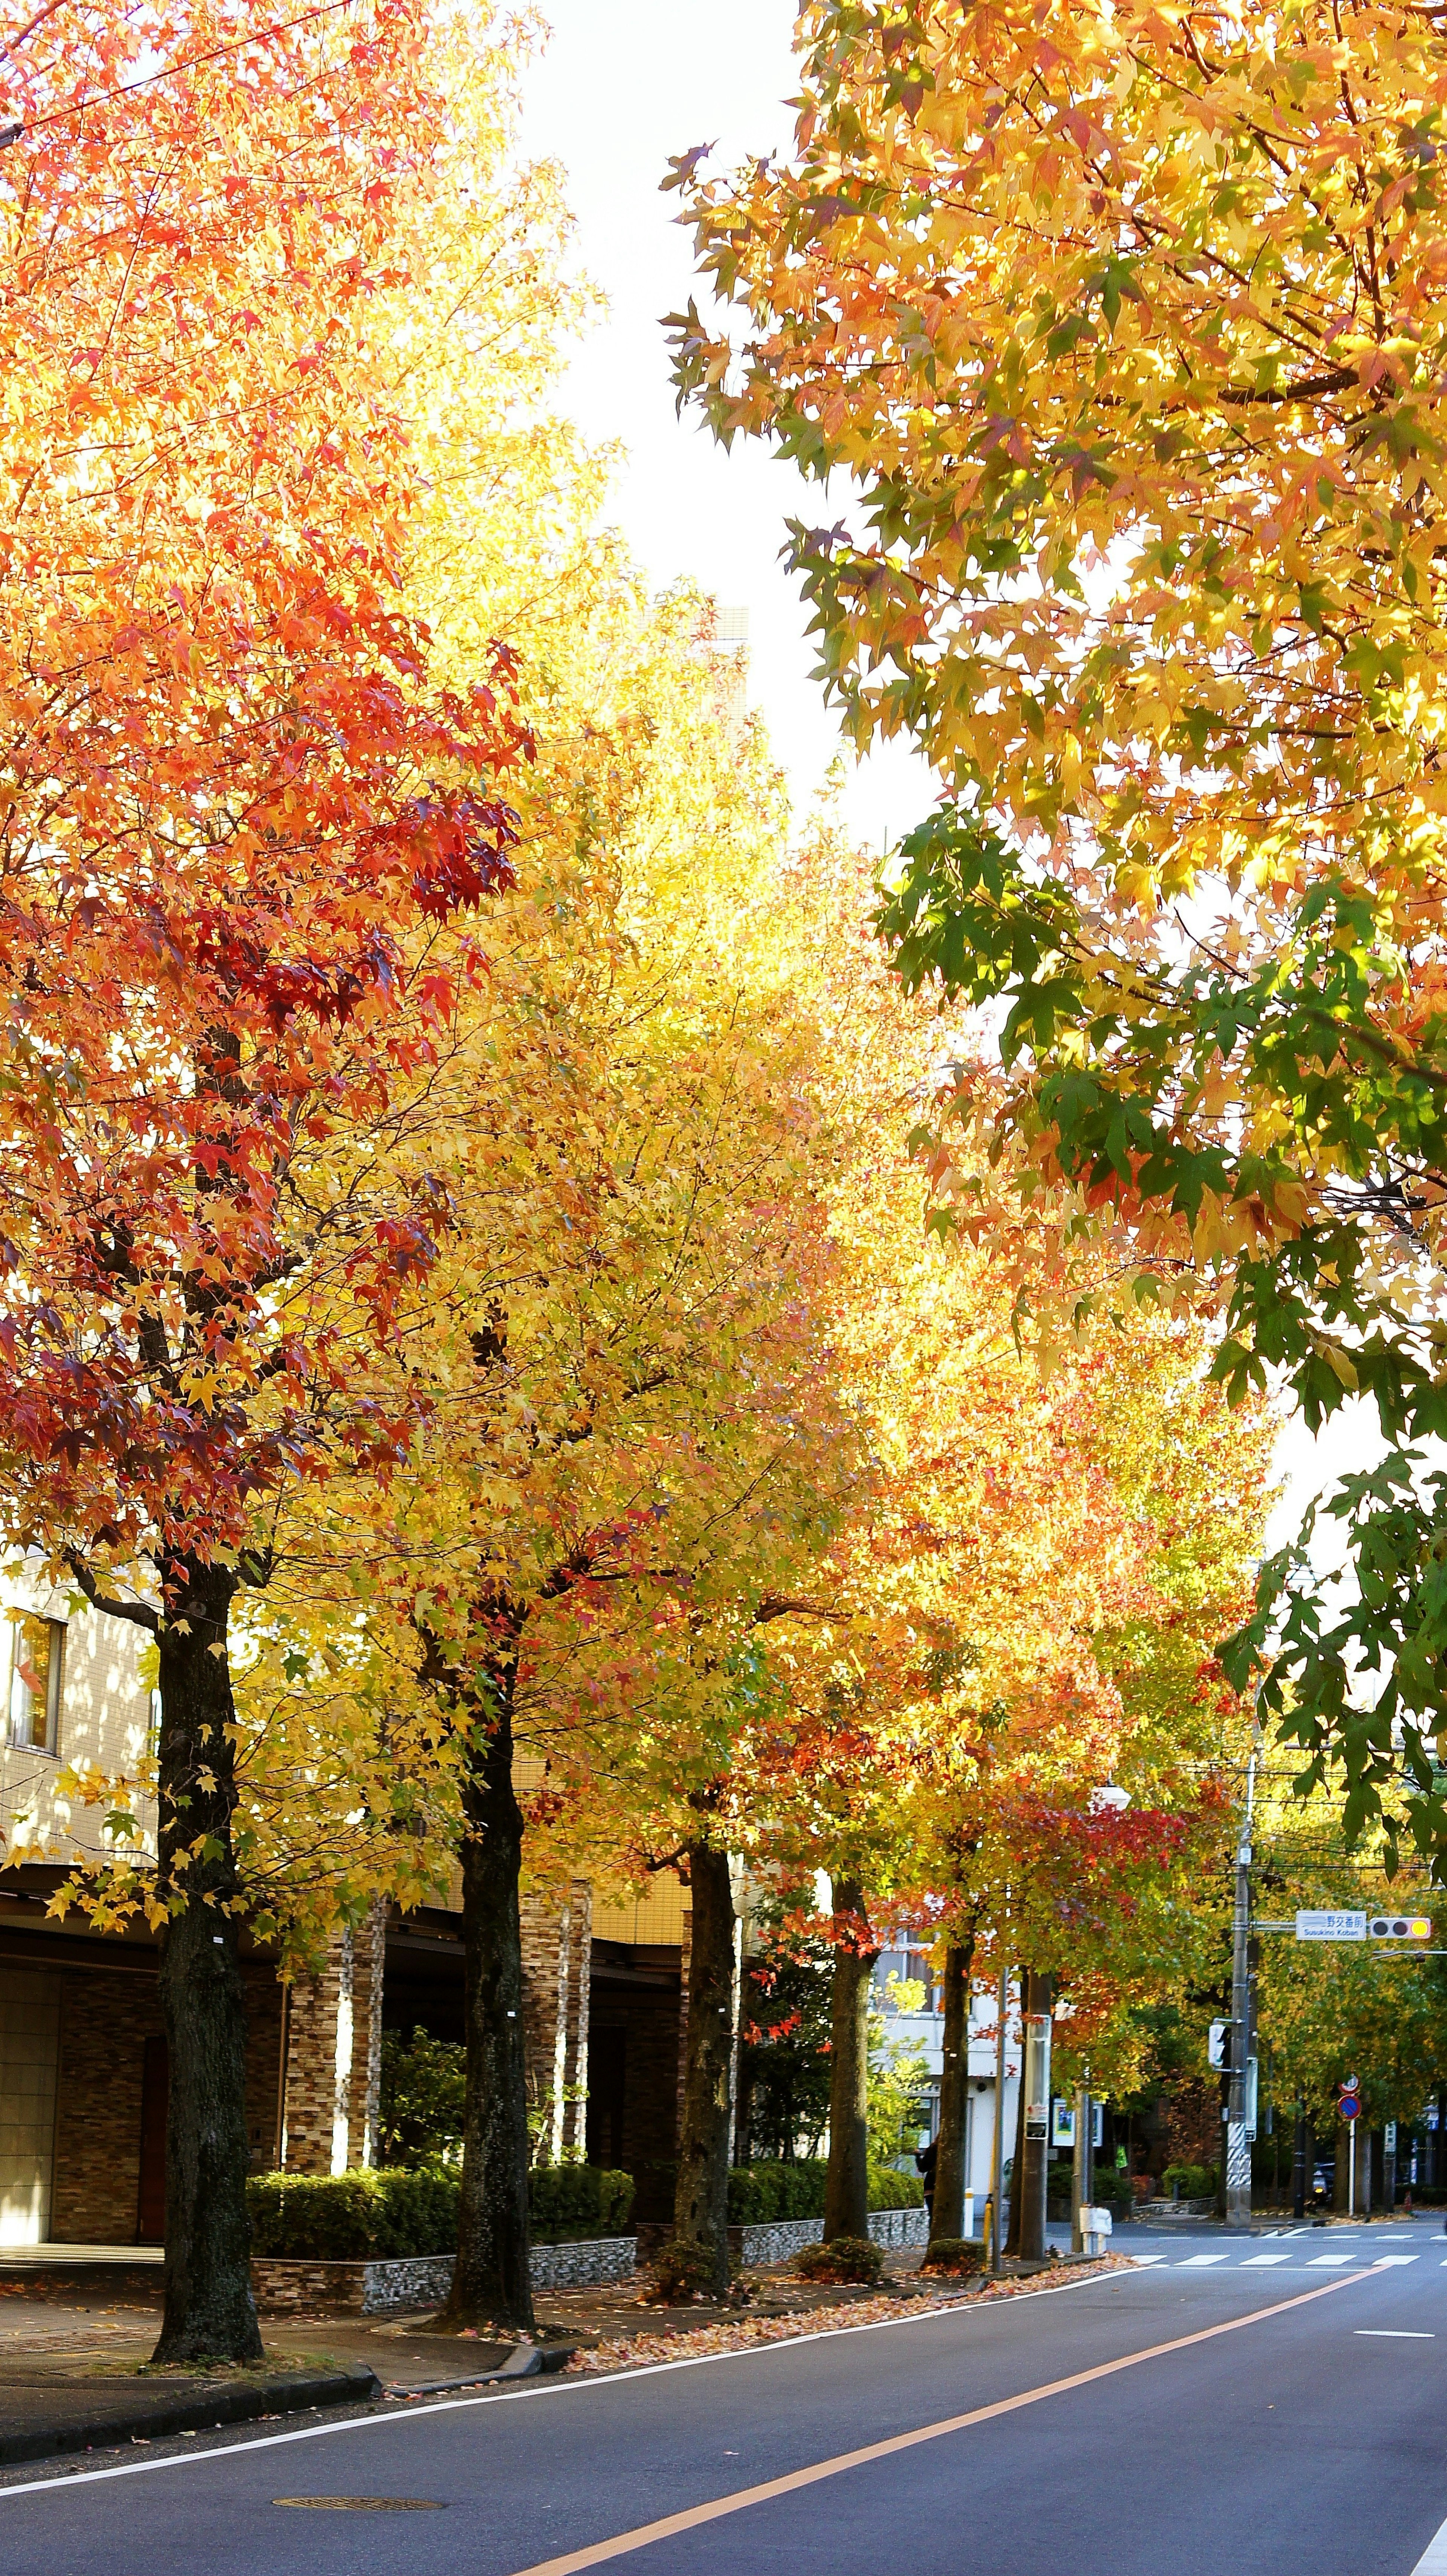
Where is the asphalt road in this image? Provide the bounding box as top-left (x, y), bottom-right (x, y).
top-left (4, 2221), bottom-right (1447, 2576)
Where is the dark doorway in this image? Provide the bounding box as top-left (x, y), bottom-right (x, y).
top-left (585, 2026), bottom-right (626, 2169)
top-left (136, 2034), bottom-right (168, 2243)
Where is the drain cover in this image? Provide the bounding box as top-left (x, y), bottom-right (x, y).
top-left (273, 2498), bottom-right (447, 2512)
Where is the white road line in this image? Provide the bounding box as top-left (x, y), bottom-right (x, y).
top-left (1410, 2505), bottom-right (1447, 2573)
top-left (1242, 2254), bottom-right (1293, 2267)
top-left (1180, 2254), bottom-right (1229, 2267)
top-left (1373, 2256), bottom-right (1420, 2267)
top-left (1130, 2256), bottom-right (1168, 2267)
top-left (1355, 2330), bottom-right (1435, 2339)
top-left (1308, 2254), bottom-right (1358, 2267)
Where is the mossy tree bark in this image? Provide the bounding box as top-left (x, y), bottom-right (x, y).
top-left (823, 1878), bottom-right (877, 2243)
top-left (436, 1618), bottom-right (535, 2334)
top-left (673, 1842), bottom-right (736, 2297)
top-left (150, 1556), bottom-right (262, 2366)
top-left (929, 1937), bottom-right (974, 2247)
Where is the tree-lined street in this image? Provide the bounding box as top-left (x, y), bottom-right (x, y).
top-left (4, 0), bottom-right (1447, 2564)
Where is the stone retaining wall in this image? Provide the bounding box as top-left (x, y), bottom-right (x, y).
top-left (252, 2234), bottom-right (641, 2317)
top-left (251, 2204), bottom-right (930, 2316)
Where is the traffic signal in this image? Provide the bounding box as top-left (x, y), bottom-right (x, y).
top-left (1208, 2020), bottom-right (1231, 2071)
top-left (1369, 1916), bottom-right (1432, 1941)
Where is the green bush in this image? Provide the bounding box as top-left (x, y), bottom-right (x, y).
top-left (246, 2164), bottom-right (633, 2260)
top-left (727, 2159), bottom-right (829, 2221)
top-left (1160, 2162), bottom-right (1217, 2201)
top-left (725, 2161), bottom-right (924, 2223)
top-left (246, 2168), bottom-right (460, 2259)
top-left (867, 2164), bottom-right (925, 2210)
top-left (794, 2235), bottom-right (883, 2285)
top-left (529, 2165), bottom-right (635, 2238)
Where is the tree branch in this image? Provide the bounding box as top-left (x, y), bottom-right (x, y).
top-left (64, 1551), bottom-right (160, 1633)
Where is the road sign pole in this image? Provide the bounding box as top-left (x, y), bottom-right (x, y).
top-left (1349, 2120), bottom-right (1355, 2220)
top-left (1226, 1751), bottom-right (1256, 2229)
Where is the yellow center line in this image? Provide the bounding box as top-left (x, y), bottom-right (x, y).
top-left (511, 2264), bottom-right (1389, 2576)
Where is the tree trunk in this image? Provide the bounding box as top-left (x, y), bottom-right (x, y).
top-left (1017, 1970), bottom-right (1055, 2262)
top-left (673, 1842), bottom-right (736, 2296)
top-left (437, 1652), bottom-right (534, 2332)
top-left (1005, 1979), bottom-right (1029, 2257)
top-left (823, 1878), bottom-right (877, 2243)
top-left (151, 1559), bottom-right (262, 2366)
top-left (929, 1937), bottom-right (974, 2247)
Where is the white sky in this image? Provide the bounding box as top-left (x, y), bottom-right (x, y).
top-left (515, 0), bottom-right (930, 857)
top-left (515, 3), bottom-right (1384, 1548)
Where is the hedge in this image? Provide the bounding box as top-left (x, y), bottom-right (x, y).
top-left (246, 2164), bottom-right (633, 2261)
top-left (724, 2161), bottom-right (924, 2223)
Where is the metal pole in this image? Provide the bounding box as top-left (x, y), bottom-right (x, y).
top-left (989, 1955), bottom-right (1009, 2273)
top-left (1226, 1745), bottom-right (1256, 2229)
top-left (1349, 2120), bottom-right (1356, 2220)
top-left (1072, 2081), bottom-right (1088, 2253)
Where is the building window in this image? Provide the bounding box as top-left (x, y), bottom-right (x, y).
top-left (873, 1945), bottom-right (944, 2014)
top-left (6, 1615), bottom-right (64, 1754)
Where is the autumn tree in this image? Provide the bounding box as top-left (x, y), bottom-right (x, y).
top-left (0, 0), bottom-right (524, 2362)
top-left (668, 0), bottom-right (1447, 1863)
top-left (716, 836), bottom-right (1268, 2252)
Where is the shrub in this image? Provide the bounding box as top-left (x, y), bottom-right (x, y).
top-left (727, 2159), bottom-right (829, 2222)
top-left (1160, 2162), bottom-right (1217, 2201)
top-left (246, 2168), bottom-right (460, 2260)
top-left (726, 2161), bottom-right (923, 2222)
top-left (867, 2165), bottom-right (925, 2212)
top-left (644, 2238), bottom-right (718, 2303)
top-left (245, 2163), bottom-right (634, 2261)
top-left (794, 2235), bottom-right (884, 2285)
top-left (529, 2166), bottom-right (635, 2238)
top-left (379, 2028), bottom-right (465, 2167)
top-left (920, 2237), bottom-right (985, 2277)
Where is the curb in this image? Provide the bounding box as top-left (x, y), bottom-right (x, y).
top-left (385, 2343), bottom-right (578, 2399)
top-left (0, 2362), bottom-right (380, 2467)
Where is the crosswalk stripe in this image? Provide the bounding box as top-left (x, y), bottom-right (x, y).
top-left (1308, 2254), bottom-right (1357, 2266)
top-left (1373, 2255), bottom-right (1419, 2266)
top-left (1242, 2254), bottom-right (1293, 2266)
top-left (1180, 2253), bottom-right (1229, 2266)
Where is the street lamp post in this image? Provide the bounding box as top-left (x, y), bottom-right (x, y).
top-left (1226, 1747), bottom-right (1257, 2230)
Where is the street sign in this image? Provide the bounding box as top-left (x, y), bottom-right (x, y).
top-left (1369, 1915), bottom-right (1432, 1941)
top-left (1296, 1910), bottom-right (1366, 1941)
top-left (1051, 2098), bottom-right (1075, 2149)
top-left (1340, 2094), bottom-right (1362, 2120)
top-left (1341, 2072), bottom-right (1361, 2096)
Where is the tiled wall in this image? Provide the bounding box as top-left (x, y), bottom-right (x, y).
top-left (0, 1971), bottom-right (60, 2242)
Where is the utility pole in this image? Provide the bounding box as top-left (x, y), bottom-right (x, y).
top-left (989, 1954), bottom-right (1009, 2274)
top-left (1226, 1744), bottom-right (1257, 2230)
top-left (1072, 2076), bottom-right (1092, 2253)
top-left (1292, 2099), bottom-right (1307, 2221)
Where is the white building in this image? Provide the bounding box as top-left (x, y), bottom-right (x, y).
top-left (870, 1939), bottom-right (1021, 2217)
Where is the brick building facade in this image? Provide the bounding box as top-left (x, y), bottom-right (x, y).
top-left (0, 1862), bottom-right (690, 2245)
top-left (0, 1596), bottom-right (692, 2248)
